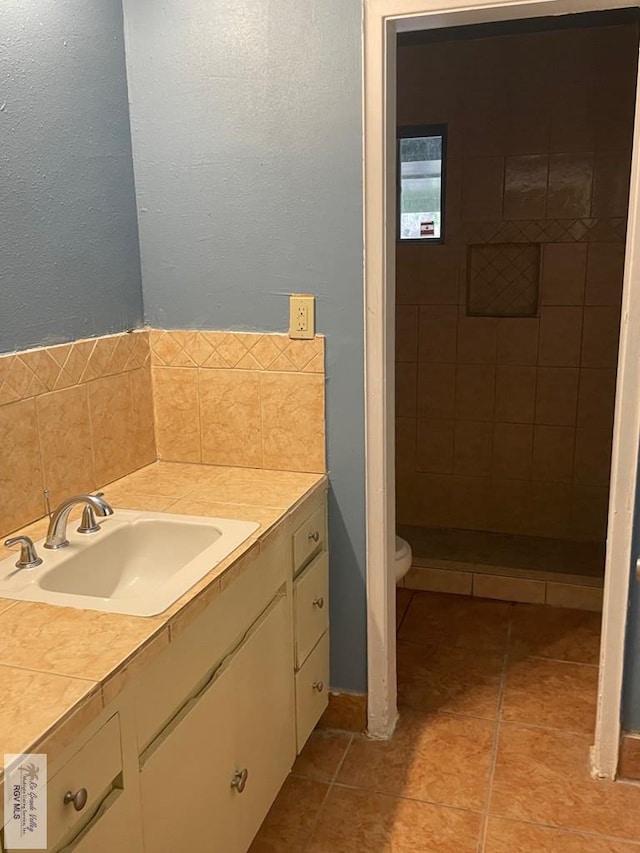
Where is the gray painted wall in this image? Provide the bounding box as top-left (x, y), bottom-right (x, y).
top-left (123, 0), bottom-right (367, 690)
top-left (0, 0), bottom-right (143, 355)
top-left (622, 494), bottom-right (640, 729)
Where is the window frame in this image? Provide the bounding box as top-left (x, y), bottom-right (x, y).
top-left (396, 123), bottom-right (447, 244)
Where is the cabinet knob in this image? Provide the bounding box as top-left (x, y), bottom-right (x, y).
top-left (63, 788), bottom-right (88, 812)
top-left (308, 530), bottom-right (320, 543)
top-left (313, 681), bottom-right (324, 693)
top-left (313, 596), bottom-right (325, 609)
top-left (231, 768), bottom-right (249, 794)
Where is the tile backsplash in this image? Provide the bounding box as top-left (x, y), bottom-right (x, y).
top-left (149, 331), bottom-right (325, 473)
top-left (0, 329), bottom-right (326, 540)
top-left (0, 331), bottom-right (155, 538)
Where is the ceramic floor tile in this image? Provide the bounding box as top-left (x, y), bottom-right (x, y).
top-left (397, 641), bottom-right (504, 719)
top-left (291, 730), bottom-right (352, 783)
top-left (484, 816), bottom-right (640, 852)
top-left (248, 775), bottom-right (329, 853)
top-left (396, 588), bottom-right (413, 628)
top-left (510, 604), bottom-right (601, 664)
top-left (398, 591), bottom-right (512, 652)
top-left (502, 657), bottom-right (598, 733)
top-left (491, 724), bottom-right (640, 840)
top-left (338, 709), bottom-right (494, 811)
top-left (308, 785), bottom-right (481, 853)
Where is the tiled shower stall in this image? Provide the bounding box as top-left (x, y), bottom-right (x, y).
top-left (395, 13), bottom-right (639, 605)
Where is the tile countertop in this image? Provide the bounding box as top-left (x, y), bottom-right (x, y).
top-left (0, 462), bottom-right (326, 773)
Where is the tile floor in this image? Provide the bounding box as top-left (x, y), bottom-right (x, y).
top-left (250, 589), bottom-right (640, 852)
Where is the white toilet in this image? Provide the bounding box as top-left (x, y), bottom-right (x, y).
top-left (395, 535), bottom-right (412, 583)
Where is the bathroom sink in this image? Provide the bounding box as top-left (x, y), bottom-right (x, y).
top-left (0, 510), bottom-right (259, 617)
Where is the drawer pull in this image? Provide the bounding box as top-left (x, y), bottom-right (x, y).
top-left (64, 788), bottom-right (88, 812)
top-left (308, 530), bottom-right (320, 543)
top-left (231, 768), bottom-right (249, 794)
top-left (313, 596), bottom-right (325, 609)
top-left (313, 681), bottom-right (324, 693)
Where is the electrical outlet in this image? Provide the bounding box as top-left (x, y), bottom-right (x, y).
top-left (289, 294), bottom-right (315, 340)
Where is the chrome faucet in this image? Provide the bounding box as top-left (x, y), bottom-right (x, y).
top-left (44, 494), bottom-right (114, 550)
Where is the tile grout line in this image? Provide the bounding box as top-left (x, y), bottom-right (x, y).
top-left (301, 733), bottom-right (355, 852)
top-left (477, 605), bottom-right (513, 853)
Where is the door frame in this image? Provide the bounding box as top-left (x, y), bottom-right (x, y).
top-left (363, 0), bottom-right (640, 776)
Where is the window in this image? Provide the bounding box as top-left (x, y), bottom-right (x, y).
top-left (397, 125), bottom-right (446, 242)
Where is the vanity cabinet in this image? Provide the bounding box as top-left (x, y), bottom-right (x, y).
top-left (139, 595), bottom-right (294, 853)
top-left (1, 488), bottom-right (329, 853)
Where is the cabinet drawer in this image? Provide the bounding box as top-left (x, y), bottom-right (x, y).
top-left (57, 788), bottom-right (142, 853)
top-left (293, 505), bottom-right (326, 576)
top-left (294, 552), bottom-right (329, 669)
top-left (295, 632), bottom-right (329, 752)
top-left (47, 714), bottom-right (122, 852)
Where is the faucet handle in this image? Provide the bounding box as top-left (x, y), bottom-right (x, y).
top-left (4, 536), bottom-right (43, 569)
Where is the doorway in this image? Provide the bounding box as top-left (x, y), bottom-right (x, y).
top-left (365, 3), bottom-right (638, 776)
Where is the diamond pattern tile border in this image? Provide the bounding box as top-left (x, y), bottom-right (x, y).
top-left (467, 243), bottom-right (541, 318)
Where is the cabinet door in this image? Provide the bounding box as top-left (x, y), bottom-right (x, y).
top-left (139, 656), bottom-right (238, 853)
top-left (56, 790), bottom-right (142, 853)
top-left (231, 594), bottom-right (295, 852)
top-left (139, 594), bottom-right (295, 853)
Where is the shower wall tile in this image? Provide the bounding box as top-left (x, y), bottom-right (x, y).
top-left (538, 307), bottom-right (584, 367)
top-left (585, 243), bottom-right (625, 306)
top-left (496, 319), bottom-right (539, 366)
top-left (418, 306), bottom-right (458, 362)
top-left (495, 366), bottom-right (536, 423)
top-left (396, 22), bottom-right (633, 542)
top-left (534, 367), bottom-right (579, 427)
top-left (417, 363), bottom-right (456, 419)
top-left (540, 243), bottom-right (587, 306)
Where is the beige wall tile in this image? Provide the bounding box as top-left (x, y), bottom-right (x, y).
top-left (88, 373), bottom-right (136, 486)
top-left (541, 243), bottom-right (587, 306)
top-left (36, 386), bottom-right (96, 507)
top-left (577, 368), bottom-right (617, 429)
top-left (198, 369), bottom-right (261, 468)
top-left (550, 82), bottom-right (594, 153)
top-left (404, 566), bottom-right (473, 595)
top-left (152, 367), bottom-right (201, 463)
top-left (130, 367), bottom-right (157, 469)
top-left (450, 475), bottom-right (491, 529)
top-left (418, 306), bottom-right (458, 362)
top-left (0, 399), bottom-right (45, 537)
top-left (535, 367), bottom-right (579, 426)
top-left (532, 425), bottom-right (575, 483)
top-left (529, 481), bottom-right (571, 538)
top-left (546, 153), bottom-right (593, 218)
top-left (489, 479), bottom-right (533, 535)
top-left (592, 150), bottom-right (632, 219)
top-left (456, 364), bottom-right (495, 421)
top-left (456, 312), bottom-right (497, 364)
top-left (546, 583), bottom-right (603, 611)
top-left (495, 365), bottom-right (536, 423)
top-left (461, 156), bottom-right (505, 220)
top-left (492, 423), bottom-right (533, 480)
top-left (395, 417), bottom-right (417, 476)
top-left (396, 471), bottom-right (452, 528)
top-left (473, 574), bottom-right (545, 604)
top-left (416, 418), bottom-right (455, 475)
top-left (503, 155), bottom-right (548, 220)
top-left (417, 363), bottom-right (456, 419)
top-left (395, 362), bottom-right (417, 418)
top-left (581, 306), bottom-right (621, 369)
top-left (574, 428), bottom-right (613, 487)
top-left (538, 307), bottom-right (583, 367)
top-left (261, 372), bottom-right (325, 473)
top-left (453, 420), bottom-right (493, 477)
top-left (586, 244), bottom-right (625, 307)
top-left (496, 319), bottom-right (539, 366)
top-left (570, 484), bottom-right (610, 542)
top-left (396, 305), bottom-right (418, 363)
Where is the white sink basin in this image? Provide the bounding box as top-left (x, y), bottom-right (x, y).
top-left (0, 510), bottom-right (259, 617)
